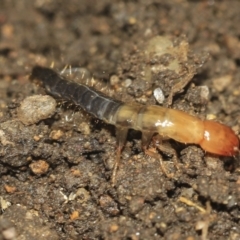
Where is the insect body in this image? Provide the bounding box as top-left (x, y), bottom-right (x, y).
top-left (31, 66), bottom-right (239, 183)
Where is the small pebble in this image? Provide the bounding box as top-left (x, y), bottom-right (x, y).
top-left (77, 122), bottom-right (91, 135)
top-left (70, 211), bottom-right (80, 220)
top-left (122, 78), bottom-right (132, 88)
top-left (154, 87), bottom-right (165, 104)
top-left (2, 227), bottom-right (17, 240)
top-left (49, 129), bottom-right (64, 140)
top-left (110, 75), bottom-right (120, 86)
top-left (109, 224), bottom-right (119, 233)
top-left (4, 185), bottom-right (17, 193)
top-left (212, 75), bottom-right (232, 92)
top-left (18, 95), bottom-right (56, 125)
top-left (99, 195), bottom-right (119, 216)
top-left (29, 160), bottom-right (49, 175)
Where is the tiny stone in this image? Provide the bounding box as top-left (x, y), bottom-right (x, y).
top-left (154, 87), bottom-right (165, 104)
top-left (49, 129), bottom-right (64, 140)
top-left (212, 75), bottom-right (232, 92)
top-left (2, 227), bottom-right (17, 240)
top-left (18, 95), bottom-right (56, 125)
top-left (122, 78), bottom-right (132, 88)
top-left (110, 75), bottom-right (119, 86)
top-left (29, 160), bottom-right (49, 175)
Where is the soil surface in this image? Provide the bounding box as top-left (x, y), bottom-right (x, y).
top-left (1, 1), bottom-right (240, 240)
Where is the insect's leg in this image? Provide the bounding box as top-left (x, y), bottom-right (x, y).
top-left (111, 127), bottom-right (129, 185)
top-left (157, 143), bottom-right (179, 170)
top-left (141, 131), bottom-right (154, 149)
top-left (141, 132), bottom-right (173, 178)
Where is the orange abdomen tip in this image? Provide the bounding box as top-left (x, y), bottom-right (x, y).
top-left (200, 120), bottom-right (239, 156)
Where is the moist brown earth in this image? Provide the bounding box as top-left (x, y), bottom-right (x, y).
top-left (0, 1), bottom-right (240, 239)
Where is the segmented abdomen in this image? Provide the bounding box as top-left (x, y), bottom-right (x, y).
top-left (31, 66), bottom-right (123, 123)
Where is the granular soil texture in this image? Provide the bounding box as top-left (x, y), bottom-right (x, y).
top-left (0, 1), bottom-right (240, 240)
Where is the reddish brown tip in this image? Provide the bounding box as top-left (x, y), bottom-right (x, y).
top-left (200, 120), bottom-right (239, 156)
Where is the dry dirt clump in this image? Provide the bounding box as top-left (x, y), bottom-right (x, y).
top-left (0, 1), bottom-right (240, 239)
